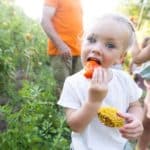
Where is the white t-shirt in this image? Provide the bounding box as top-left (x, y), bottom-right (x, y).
top-left (58, 69), bottom-right (142, 150)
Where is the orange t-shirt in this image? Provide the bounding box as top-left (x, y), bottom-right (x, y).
top-left (44, 0), bottom-right (83, 56)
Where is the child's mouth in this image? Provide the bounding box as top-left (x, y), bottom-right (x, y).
top-left (83, 58), bottom-right (101, 79)
top-left (87, 57), bottom-right (101, 65)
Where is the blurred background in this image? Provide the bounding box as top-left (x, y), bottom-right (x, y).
top-left (0, 0), bottom-right (149, 149)
top-left (15, 0), bottom-right (150, 41)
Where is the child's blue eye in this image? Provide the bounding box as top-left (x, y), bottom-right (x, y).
top-left (87, 36), bottom-right (96, 43)
top-left (106, 43), bottom-right (115, 49)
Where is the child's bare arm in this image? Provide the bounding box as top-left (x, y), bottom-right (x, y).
top-left (65, 101), bottom-right (100, 132)
top-left (119, 101), bottom-right (144, 140)
top-left (128, 101), bottom-right (143, 120)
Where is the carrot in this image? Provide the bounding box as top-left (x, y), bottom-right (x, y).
top-left (83, 60), bottom-right (100, 78)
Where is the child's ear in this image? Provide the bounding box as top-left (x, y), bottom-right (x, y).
top-left (116, 52), bottom-right (127, 64)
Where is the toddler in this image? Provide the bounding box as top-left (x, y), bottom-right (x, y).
top-left (58, 14), bottom-right (143, 150)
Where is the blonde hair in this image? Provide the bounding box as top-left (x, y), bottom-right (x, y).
top-left (84, 13), bottom-right (136, 50)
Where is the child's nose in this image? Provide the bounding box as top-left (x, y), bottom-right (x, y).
top-left (91, 43), bottom-right (104, 55)
top-left (91, 48), bottom-right (103, 55)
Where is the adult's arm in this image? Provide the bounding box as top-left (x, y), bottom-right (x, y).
top-left (133, 45), bottom-right (150, 64)
top-left (41, 5), bottom-right (71, 58)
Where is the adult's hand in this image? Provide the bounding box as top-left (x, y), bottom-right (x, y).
top-left (59, 43), bottom-right (72, 61)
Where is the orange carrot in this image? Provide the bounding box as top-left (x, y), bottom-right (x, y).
top-left (83, 60), bottom-right (100, 78)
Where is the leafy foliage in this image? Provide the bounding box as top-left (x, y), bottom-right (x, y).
top-left (117, 0), bottom-right (150, 39)
top-left (0, 0), bottom-right (70, 149)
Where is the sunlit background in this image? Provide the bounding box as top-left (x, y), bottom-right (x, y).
top-left (0, 0), bottom-right (150, 148)
top-left (15, 0), bottom-right (43, 21)
top-left (15, 0), bottom-right (150, 41)
top-left (15, 0), bottom-right (119, 25)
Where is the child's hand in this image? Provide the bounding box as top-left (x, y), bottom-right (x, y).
top-left (83, 60), bottom-right (100, 78)
top-left (118, 112), bottom-right (143, 140)
top-left (88, 67), bottom-right (108, 103)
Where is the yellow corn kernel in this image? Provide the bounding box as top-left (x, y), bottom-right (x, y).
top-left (97, 106), bottom-right (124, 128)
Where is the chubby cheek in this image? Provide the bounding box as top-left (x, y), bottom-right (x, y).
top-left (103, 55), bottom-right (114, 67)
top-left (81, 49), bottom-right (89, 65)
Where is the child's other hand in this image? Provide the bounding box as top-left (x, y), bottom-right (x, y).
top-left (118, 112), bottom-right (143, 140)
top-left (88, 67), bottom-right (108, 103)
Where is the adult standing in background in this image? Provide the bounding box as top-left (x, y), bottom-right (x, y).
top-left (41, 0), bottom-right (83, 94)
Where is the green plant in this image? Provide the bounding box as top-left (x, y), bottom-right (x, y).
top-left (0, 1), bottom-right (71, 149)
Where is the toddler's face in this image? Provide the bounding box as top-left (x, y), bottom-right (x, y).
top-left (81, 18), bottom-right (130, 68)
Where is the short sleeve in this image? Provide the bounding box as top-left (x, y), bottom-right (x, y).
top-left (126, 74), bottom-right (143, 103)
top-left (57, 77), bottom-right (81, 109)
top-left (44, 0), bottom-right (58, 7)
